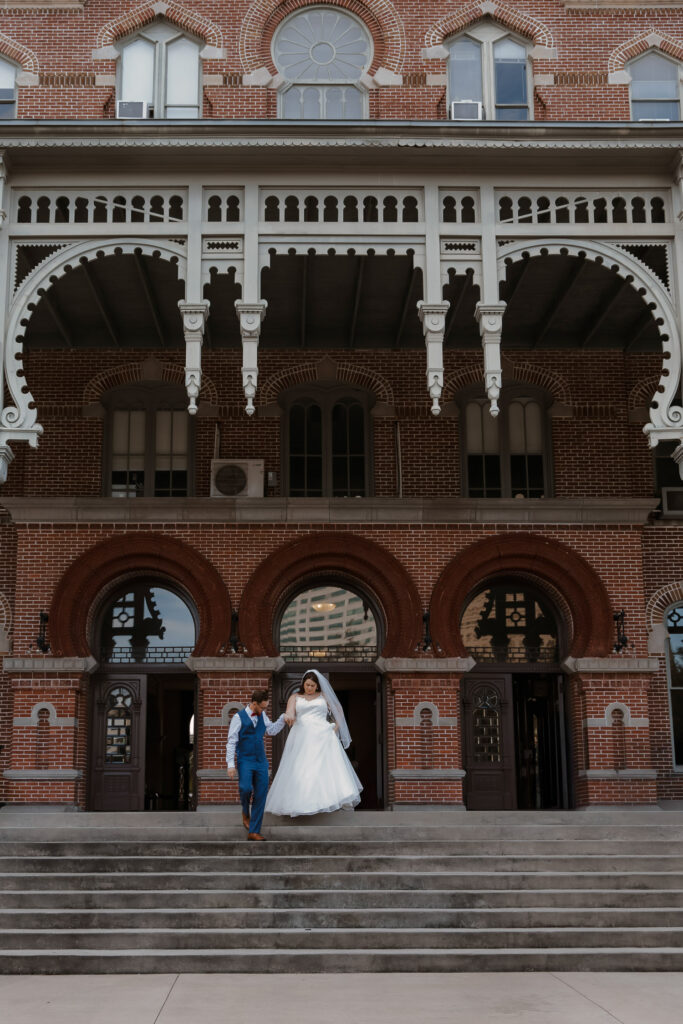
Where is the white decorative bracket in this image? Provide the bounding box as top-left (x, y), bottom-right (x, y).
top-left (475, 302), bottom-right (507, 417)
top-left (0, 444), bottom-right (14, 485)
top-left (675, 442), bottom-right (683, 482)
top-left (235, 300), bottom-right (267, 416)
top-left (0, 153), bottom-right (6, 227)
top-left (178, 301), bottom-right (210, 414)
top-left (675, 152), bottom-right (683, 222)
top-left (417, 301), bottom-right (449, 416)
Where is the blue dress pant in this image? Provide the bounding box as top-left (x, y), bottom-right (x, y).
top-left (238, 756), bottom-right (269, 835)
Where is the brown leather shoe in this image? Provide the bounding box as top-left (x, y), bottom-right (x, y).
top-left (247, 832), bottom-right (267, 841)
top-left (242, 813), bottom-right (250, 831)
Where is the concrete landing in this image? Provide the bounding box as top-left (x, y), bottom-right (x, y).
top-left (1, 972), bottom-right (682, 1024)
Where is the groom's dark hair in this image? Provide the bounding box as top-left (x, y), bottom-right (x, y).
top-left (251, 689), bottom-right (269, 703)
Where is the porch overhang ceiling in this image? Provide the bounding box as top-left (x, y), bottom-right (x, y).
top-left (0, 121), bottom-right (682, 174)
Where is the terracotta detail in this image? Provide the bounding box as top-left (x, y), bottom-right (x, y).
top-left (240, 533), bottom-right (422, 657)
top-left (430, 532), bottom-right (613, 659)
top-left (49, 533), bottom-right (231, 658)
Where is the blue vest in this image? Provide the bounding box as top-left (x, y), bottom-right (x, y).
top-left (236, 706), bottom-right (267, 763)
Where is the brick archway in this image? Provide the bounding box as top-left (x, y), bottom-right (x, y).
top-left (240, 533), bottom-right (422, 657)
top-left (430, 533), bottom-right (613, 659)
top-left (49, 534), bottom-right (231, 658)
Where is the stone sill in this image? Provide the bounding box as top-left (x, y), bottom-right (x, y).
top-left (1, 497), bottom-right (658, 525)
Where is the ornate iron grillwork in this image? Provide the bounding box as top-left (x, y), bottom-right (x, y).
top-left (472, 688), bottom-right (502, 763)
top-left (280, 644), bottom-right (377, 664)
top-left (102, 645), bottom-right (194, 665)
top-left (105, 686), bottom-right (133, 763)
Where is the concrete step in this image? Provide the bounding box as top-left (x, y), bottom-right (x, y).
top-left (2, 946), bottom-right (683, 974)
top-left (3, 870), bottom-right (683, 891)
top-left (1, 907), bottom-right (682, 931)
top-left (2, 887), bottom-right (680, 910)
top-left (3, 854), bottom-right (682, 873)
top-left (2, 926), bottom-right (683, 951)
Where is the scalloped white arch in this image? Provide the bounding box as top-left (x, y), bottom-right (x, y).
top-left (0, 239), bottom-right (188, 480)
top-left (497, 238), bottom-right (683, 445)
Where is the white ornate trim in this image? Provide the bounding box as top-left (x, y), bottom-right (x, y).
top-left (13, 701), bottom-right (77, 728)
top-left (497, 239), bottom-right (683, 453)
top-left (395, 701), bottom-right (458, 728)
top-left (3, 656), bottom-right (98, 674)
top-left (1, 238), bottom-right (187, 475)
top-left (203, 701), bottom-right (245, 728)
top-left (563, 657), bottom-right (660, 674)
top-left (390, 768), bottom-right (466, 780)
top-left (3, 769), bottom-right (82, 780)
top-left (584, 702), bottom-right (649, 729)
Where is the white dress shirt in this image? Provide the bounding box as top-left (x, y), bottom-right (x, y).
top-left (225, 705), bottom-right (286, 768)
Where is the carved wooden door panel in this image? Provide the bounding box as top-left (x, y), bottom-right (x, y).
top-left (90, 675), bottom-right (147, 811)
top-left (462, 674), bottom-right (516, 810)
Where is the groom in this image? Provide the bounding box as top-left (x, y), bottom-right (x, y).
top-left (226, 689), bottom-right (287, 841)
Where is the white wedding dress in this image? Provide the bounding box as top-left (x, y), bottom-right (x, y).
top-left (265, 695), bottom-right (363, 816)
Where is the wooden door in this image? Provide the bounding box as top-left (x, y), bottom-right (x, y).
top-left (462, 674), bottom-right (516, 810)
top-left (89, 675), bottom-right (147, 811)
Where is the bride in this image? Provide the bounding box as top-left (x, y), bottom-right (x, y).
top-left (265, 669), bottom-right (363, 817)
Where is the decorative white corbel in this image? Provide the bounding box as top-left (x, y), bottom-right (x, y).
top-left (0, 443), bottom-right (13, 485)
top-left (475, 302), bottom-right (507, 417)
top-left (417, 301), bottom-right (449, 416)
top-left (0, 153), bottom-right (6, 226)
top-left (178, 301), bottom-right (210, 414)
top-left (674, 442), bottom-right (683, 482)
top-left (235, 300), bottom-right (267, 416)
top-left (675, 152), bottom-right (683, 222)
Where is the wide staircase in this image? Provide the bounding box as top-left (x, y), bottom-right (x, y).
top-left (1, 809), bottom-right (683, 972)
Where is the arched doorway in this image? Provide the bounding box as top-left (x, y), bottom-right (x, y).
top-left (272, 580), bottom-right (385, 808)
top-left (459, 578), bottom-right (571, 811)
top-left (88, 580), bottom-right (197, 812)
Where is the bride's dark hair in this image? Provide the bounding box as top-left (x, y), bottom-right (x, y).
top-left (297, 671), bottom-right (322, 694)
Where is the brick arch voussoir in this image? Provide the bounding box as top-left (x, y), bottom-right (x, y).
top-left (629, 375), bottom-right (661, 412)
top-left (430, 533), bottom-right (613, 659)
top-left (240, 0), bottom-right (405, 74)
top-left (646, 581), bottom-right (683, 628)
top-left (426, 1), bottom-right (552, 49)
top-left (239, 533), bottom-right (422, 657)
top-left (443, 359), bottom-right (571, 407)
top-left (260, 360), bottom-right (394, 406)
top-left (97, 1), bottom-right (222, 48)
top-left (49, 534), bottom-right (231, 658)
top-left (609, 33), bottom-right (683, 75)
top-left (83, 362), bottom-right (218, 407)
top-left (0, 30), bottom-right (39, 74)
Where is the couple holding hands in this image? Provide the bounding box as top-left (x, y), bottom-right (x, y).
top-left (226, 669), bottom-right (363, 840)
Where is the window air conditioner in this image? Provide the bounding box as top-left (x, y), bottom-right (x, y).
top-left (661, 487), bottom-right (683, 517)
top-left (116, 100), bottom-right (150, 119)
top-left (450, 100), bottom-right (484, 120)
top-left (210, 459), bottom-right (265, 498)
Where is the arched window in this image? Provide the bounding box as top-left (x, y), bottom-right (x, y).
top-left (447, 23), bottom-right (531, 121)
top-left (461, 582), bottom-right (560, 664)
top-left (272, 7), bottom-right (372, 119)
top-left (103, 383), bottom-right (193, 498)
top-left (117, 22), bottom-right (202, 118)
top-left (629, 51), bottom-right (680, 122)
top-left (278, 583), bottom-right (379, 662)
top-left (0, 56), bottom-right (17, 119)
top-left (666, 603), bottom-right (683, 767)
top-left (281, 388), bottom-right (372, 497)
top-left (99, 582), bottom-right (197, 664)
top-left (460, 388), bottom-right (552, 498)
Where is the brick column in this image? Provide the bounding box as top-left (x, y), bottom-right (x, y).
top-left (188, 656), bottom-right (283, 808)
top-left (379, 658), bottom-right (473, 808)
top-left (564, 657), bottom-right (660, 806)
top-left (2, 656), bottom-right (96, 809)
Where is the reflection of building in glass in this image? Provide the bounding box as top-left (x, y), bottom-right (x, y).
top-left (101, 585), bottom-right (195, 662)
top-left (279, 585), bottom-right (377, 649)
top-left (461, 586), bottom-right (557, 663)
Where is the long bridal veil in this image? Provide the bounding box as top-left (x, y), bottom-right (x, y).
top-left (304, 669), bottom-right (352, 749)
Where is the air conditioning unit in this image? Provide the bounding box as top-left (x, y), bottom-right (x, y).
top-left (210, 459), bottom-right (265, 498)
top-left (450, 100), bottom-right (484, 120)
top-left (661, 487), bottom-right (683, 517)
top-left (116, 100), bottom-right (150, 119)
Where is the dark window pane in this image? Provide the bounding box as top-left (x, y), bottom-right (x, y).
top-left (655, 442), bottom-right (680, 493)
top-left (510, 454), bottom-right (527, 495)
top-left (349, 455), bottom-right (365, 495)
top-left (111, 470), bottom-right (144, 498)
top-left (332, 403), bottom-right (347, 454)
top-left (348, 404), bottom-right (365, 452)
top-left (527, 454), bottom-right (545, 497)
top-left (484, 455), bottom-right (502, 496)
top-left (468, 455), bottom-right (485, 497)
top-left (672, 689), bottom-right (683, 766)
top-left (154, 471), bottom-right (171, 497)
top-left (0, 103), bottom-right (16, 119)
top-left (307, 404), bottom-right (322, 453)
top-left (290, 405), bottom-right (306, 454)
top-left (495, 61), bottom-right (526, 105)
top-left (307, 455), bottom-right (323, 496)
top-left (332, 456), bottom-right (348, 496)
top-left (290, 455), bottom-right (306, 495)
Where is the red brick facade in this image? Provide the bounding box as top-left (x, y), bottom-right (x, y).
top-left (0, 0), bottom-right (682, 813)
